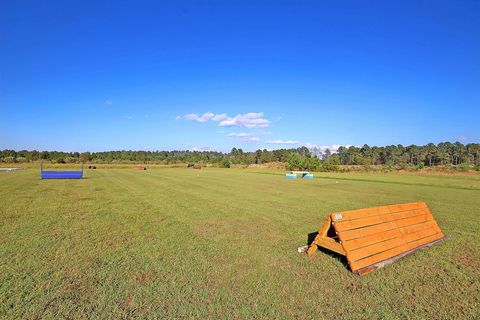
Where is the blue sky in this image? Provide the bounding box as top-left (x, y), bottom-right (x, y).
top-left (1, 1), bottom-right (479, 152)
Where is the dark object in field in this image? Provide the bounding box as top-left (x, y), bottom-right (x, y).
top-left (88, 165), bottom-right (97, 169)
top-left (305, 202), bottom-right (445, 275)
top-left (137, 166), bottom-right (147, 170)
top-left (40, 162), bottom-right (84, 179)
top-left (187, 163), bottom-right (202, 169)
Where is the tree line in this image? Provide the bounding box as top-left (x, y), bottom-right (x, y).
top-left (1, 141), bottom-right (479, 171)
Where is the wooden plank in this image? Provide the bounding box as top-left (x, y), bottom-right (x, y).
top-left (306, 243), bottom-right (318, 255)
top-left (343, 220), bottom-right (439, 251)
top-left (350, 232), bottom-right (444, 271)
top-left (348, 227), bottom-right (440, 262)
top-left (306, 216), bottom-right (332, 256)
top-left (338, 214), bottom-right (434, 241)
top-left (333, 207), bottom-right (431, 232)
top-left (315, 238), bottom-right (345, 255)
top-left (354, 237), bottom-right (446, 276)
top-left (331, 202), bottom-right (427, 222)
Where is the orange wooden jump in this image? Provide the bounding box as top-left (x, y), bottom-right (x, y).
top-left (306, 202), bottom-right (445, 275)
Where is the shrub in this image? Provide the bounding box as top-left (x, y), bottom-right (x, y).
top-left (320, 160), bottom-right (339, 172)
top-left (64, 156), bottom-right (77, 164)
top-left (458, 163), bottom-right (470, 172)
top-left (382, 162), bottom-right (395, 172)
top-left (475, 164), bottom-right (480, 171)
top-left (220, 159), bottom-right (231, 168)
top-left (416, 163), bottom-right (425, 170)
top-left (287, 153), bottom-right (302, 170)
top-left (362, 165), bottom-right (372, 172)
top-left (2, 156), bottom-right (16, 163)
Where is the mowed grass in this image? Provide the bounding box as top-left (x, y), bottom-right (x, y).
top-left (1, 169), bottom-right (479, 319)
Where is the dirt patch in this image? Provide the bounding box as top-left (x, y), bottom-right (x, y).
top-left (136, 273), bottom-right (153, 285)
top-left (454, 253), bottom-right (475, 268)
top-left (121, 294), bottom-right (133, 310)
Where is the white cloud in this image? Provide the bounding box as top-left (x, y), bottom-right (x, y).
top-left (219, 112), bottom-right (270, 129)
top-left (227, 133), bottom-right (260, 142)
top-left (185, 112), bottom-right (215, 123)
top-left (177, 112), bottom-right (228, 123)
top-left (105, 100), bottom-right (112, 105)
top-left (123, 115), bottom-right (133, 120)
top-left (190, 146), bottom-right (216, 152)
top-left (227, 131), bottom-right (270, 143)
top-left (303, 143), bottom-right (353, 153)
top-left (177, 112), bottom-right (271, 129)
top-left (266, 140), bottom-right (300, 145)
top-left (227, 132), bottom-right (253, 138)
top-left (212, 113), bottom-right (227, 121)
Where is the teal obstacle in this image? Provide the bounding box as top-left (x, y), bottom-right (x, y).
top-left (286, 171), bottom-right (314, 179)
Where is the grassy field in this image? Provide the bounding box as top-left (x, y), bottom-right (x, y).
top-left (1, 168), bottom-right (479, 319)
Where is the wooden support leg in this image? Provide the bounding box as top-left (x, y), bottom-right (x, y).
top-left (306, 243), bottom-right (318, 255)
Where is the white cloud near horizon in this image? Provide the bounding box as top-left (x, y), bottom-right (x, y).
top-left (219, 112), bottom-right (270, 129)
top-left (227, 132), bottom-right (260, 142)
top-left (266, 140), bottom-right (301, 145)
top-left (303, 143), bottom-right (353, 153)
top-left (190, 146), bottom-right (216, 152)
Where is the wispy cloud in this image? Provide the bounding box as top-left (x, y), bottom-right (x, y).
top-left (185, 112), bottom-right (215, 122)
top-left (105, 100), bottom-right (112, 106)
top-left (177, 111), bottom-right (270, 129)
top-left (265, 140), bottom-right (300, 145)
top-left (219, 112), bottom-right (270, 129)
top-left (227, 131), bottom-right (271, 143)
top-left (227, 132), bottom-right (260, 142)
top-left (190, 146), bottom-right (216, 152)
top-left (177, 112), bottom-right (227, 123)
top-left (123, 115), bottom-right (133, 120)
top-left (212, 113), bottom-right (227, 121)
top-left (456, 135), bottom-right (468, 142)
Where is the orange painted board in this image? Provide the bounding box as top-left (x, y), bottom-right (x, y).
top-left (333, 207), bottom-right (431, 232)
top-left (350, 232), bottom-right (444, 271)
top-left (331, 202), bottom-right (427, 222)
top-left (347, 227), bottom-right (441, 262)
top-left (343, 220), bottom-right (439, 251)
top-left (338, 214), bottom-right (435, 241)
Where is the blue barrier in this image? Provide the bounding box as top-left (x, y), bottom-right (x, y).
top-left (286, 173), bottom-right (297, 179)
top-left (40, 163), bottom-right (84, 179)
top-left (304, 174), bottom-right (314, 179)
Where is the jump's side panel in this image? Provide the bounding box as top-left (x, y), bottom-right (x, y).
top-left (330, 202), bottom-right (444, 273)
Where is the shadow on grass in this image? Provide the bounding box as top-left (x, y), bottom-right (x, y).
top-left (307, 231), bottom-right (349, 269)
